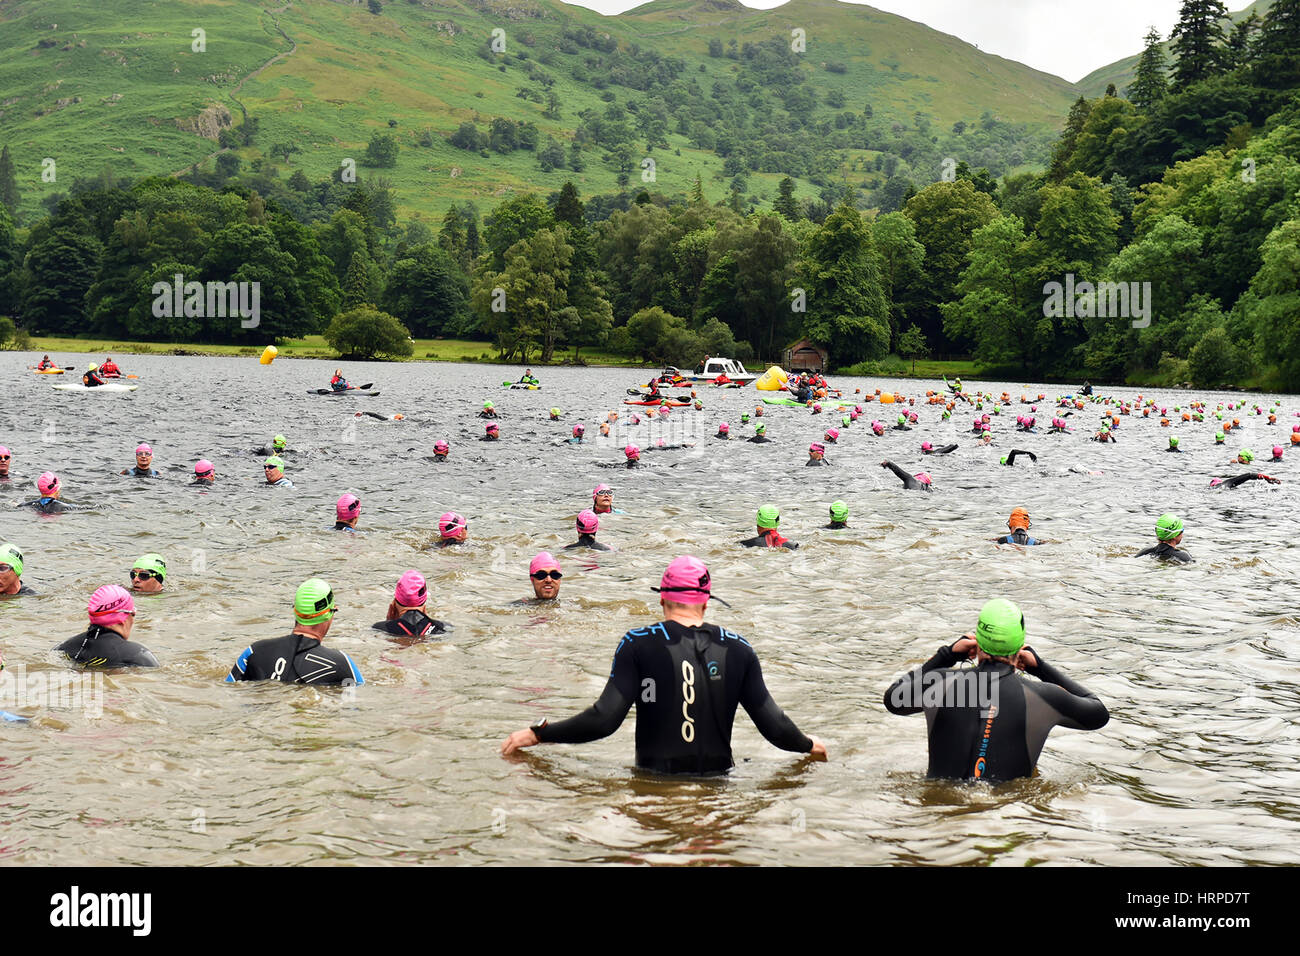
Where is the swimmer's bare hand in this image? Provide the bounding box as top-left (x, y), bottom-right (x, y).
top-left (951, 635), bottom-right (978, 659)
top-left (1013, 648), bottom-right (1038, 670)
top-left (807, 736), bottom-right (828, 760)
top-left (500, 728), bottom-right (539, 756)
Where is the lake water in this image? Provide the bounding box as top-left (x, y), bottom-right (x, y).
top-left (1, 354), bottom-right (1297, 865)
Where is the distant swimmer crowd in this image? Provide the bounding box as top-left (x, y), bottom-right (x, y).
top-left (3, 362), bottom-right (1293, 783)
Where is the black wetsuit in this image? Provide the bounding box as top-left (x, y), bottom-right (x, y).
top-left (17, 497), bottom-right (83, 514)
top-left (480, 435), bottom-right (499, 442)
top-left (226, 634), bottom-right (363, 685)
top-left (1213, 473), bottom-right (1276, 489)
top-left (478, 411), bottom-right (499, 418)
top-left (564, 533), bottom-right (612, 551)
top-left (892, 423), bottom-right (912, 431)
top-left (625, 460), bottom-right (639, 468)
top-left (923, 444), bottom-right (959, 455)
top-left (121, 466), bottom-right (161, 478)
top-left (433, 454), bottom-right (448, 462)
top-left (825, 522), bottom-right (849, 529)
top-left (883, 642), bottom-right (1108, 782)
top-left (1004, 449), bottom-right (1037, 466)
top-left (1166, 446), bottom-right (1182, 452)
top-left (739, 529), bottom-right (798, 550)
top-left (805, 457), bottom-right (830, 466)
top-left (533, 619), bottom-right (814, 774)
top-left (0, 584), bottom-right (36, 598)
top-left (747, 435), bottom-right (771, 443)
top-left (882, 461), bottom-right (931, 491)
top-left (714, 432), bottom-right (730, 440)
top-left (55, 627), bottom-right (158, 668)
top-left (372, 609), bottom-right (448, 639)
top-left (995, 528), bottom-right (1041, 546)
top-left (1134, 542), bottom-right (1193, 563)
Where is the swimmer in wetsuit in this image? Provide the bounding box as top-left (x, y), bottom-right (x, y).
top-left (372, 570), bottom-right (448, 640)
top-left (806, 442), bottom-right (830, 466)
top-left (714, 422), bottom-right (731, 440)
top-left (1209, 472), bottom-right (1282, 489)
top-left (993, 508), bottom-right (1041, 545)
top-left (624, 445), bottom-right (641, 468)
top-left (921, 442), bottom-right (958, 455)
top-left (826, 500), bottom-right (849, 529)
top-left (334, 493), bottom-right (362, 531)
top-left (892, 415), bottom-right (912, 431)
top-left (433, 440), bottom-right (450, 462)
top-left (263, 456), bottom-right (294, 488)
top-left (500, 556), bottom-right (827, 772)
top-left (129, 553), bottom-right (166, 593)
top-left (0, 445), bottom-right (11, 481)
top-left (1134, 512), bottom-right (1193, 563)
top-left (739, 504), bottom-right (799, 549)
top-left (55, 585), bottom-right (158, 668)
top-left (16, 472), bottom-right (86, 513)
top-left (192, 460), bottom-right (215, 485)
top-left (121, 443), bottom-right (161, 478)
top-left (566, 424), bottom-right (586, 444)
top-left (1093, 425), bottom-right (1117, 442)
top-left (824, 427), bottom-right (840, 444)
top-left (226, 578), bottom-right (363, 686)
top-left (435, 512), bottom-right (468, 547)
top-left (880, 460), bottom-right (933, 491)
top-left (527, 552), bottom-right (562, 602)
top-left (0, 543), bottom-right (34, 597)
top-left (748, 423), bottom-right (771, 443)
top-left (1167, 436), bottom-right (1182, 452)
top-left (481, 423), bottom-right (500, 441)
top-left (479, 401), bottom-right (499, 419)
top-left (565, 509), bottom-right (612, 551)
top-left (1000, 449), bottom-right (1037, 467)
top-left (883, 598), bottom-right (1108, 782)
top-left (591, 484), bottom-right (625, 516)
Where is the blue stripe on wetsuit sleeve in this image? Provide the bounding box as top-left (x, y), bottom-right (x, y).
top-left (345, 654), bottom-right (364, 685)
top-left (225, 646), bottom-right (253, 682)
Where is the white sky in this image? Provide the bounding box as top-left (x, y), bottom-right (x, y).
top-left (566, 0), bottom-right (1256, 84)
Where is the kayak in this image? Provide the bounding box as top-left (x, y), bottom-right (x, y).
top-left (309, 388), bottom-right (380, 396)
top-left (502, 381), bottom-right (540, 389)
top-left (52, 382), bottom-right (138, 392)
top-left (624, 399), bottom-right (691, 407)
top-left (34, 367), bottom-right (65, 375)
top-left (762, 396), bottom-right (855, 408)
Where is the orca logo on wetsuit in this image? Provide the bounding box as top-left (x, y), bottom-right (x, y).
top-left (270, 657), bottom-right (287, 681)
top-left (680, 660), bottom-right (696, 742)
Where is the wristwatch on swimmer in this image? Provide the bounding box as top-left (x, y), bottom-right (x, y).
top-left (529, 718), bottom-right (548, 738)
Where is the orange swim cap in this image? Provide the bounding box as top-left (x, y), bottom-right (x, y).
top-left (1008, 507), bottom-right (1030, 531)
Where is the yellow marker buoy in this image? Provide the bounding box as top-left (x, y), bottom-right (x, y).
top-left (259, 345), bottom-right (278, 365)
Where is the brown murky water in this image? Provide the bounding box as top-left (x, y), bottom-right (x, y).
top-left (1, 355), bottom-right (1297, 864)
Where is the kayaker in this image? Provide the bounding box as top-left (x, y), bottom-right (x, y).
top-left (517, 368), bottom-right (538, 385)
top-left (82, 364), bottom-right (105, 388)
top-left (330, 369), bottom-right (351, 392)
top-left (36, 355), bottom-right (57, 370)
top-left (100, 357), bottom-right (121, 377)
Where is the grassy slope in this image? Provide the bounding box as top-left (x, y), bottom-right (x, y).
top-left (2, 0), bottom-right (1079, 223)
top-left (1075, 0), bottom-right (1271, 98)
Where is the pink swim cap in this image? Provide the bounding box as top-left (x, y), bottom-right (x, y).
top-left (336, 493), bottom-right (360, 520)
top-left (914, 471), bottom-right (932, 485)
top-left (1030, 405), bottom-right (1037, 412)
top-left (1210, 477), bottom-right (1224, 487)
top-left (573, 424), bottom-right (585, 436)
top-left (529, 551), bottom-right (560, 576)
top-left (486, 423), bottom-right (498, 433)
top-left (394, 570), bottom-right (427, 607)
top-left (813, 403), bottom-right (822, 411)
top-left (921, 441), bottom-right (933, 451)
top-left (37, 472), bottom-right (59, 495)
top-left (593, 483), bottom-right (612, 498)
top-left (849, 411), bottom-right (859, 421)
top-left (653, 555), bottom-right (712, 605)
top-left (625, 444), bottom-right (640, 459)
top-left (0, 445), bottom-right (10, 457)
top-left (826, 428), bottom-right (839, 440)
top-left (718, 422), bottom-right (730, 432)
top-left (88, 584), bottom-right (134, 626)
top-left (809, 442), bottom-right (825, 454)
top-left (434, 440), bottom-right (449, 454)
top-left (576, 509), bottom-right (599, 534)
top-left (136, 443), bottom-right (152, 455)
top-left (631, 414), bottom-right (641, 424)
top-left (1273, 445), bottom-right (1284, 457)
top-left (854, 406), bottom-right (863, 415)
top-left (194, 460), bottom-right (214, 478)
top-left (438, 512), bottom-right (467, 538)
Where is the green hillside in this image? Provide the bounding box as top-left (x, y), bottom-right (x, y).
top-left (1076, 0), bottom-right (1272, 97)
top-left (0, 0), bottom-right (1079, 221)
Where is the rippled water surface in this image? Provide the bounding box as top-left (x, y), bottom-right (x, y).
top-left (1, 355), bottom-right (1297, 865)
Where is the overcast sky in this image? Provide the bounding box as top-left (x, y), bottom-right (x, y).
top-left (565, 0), bottom-right (1255, 84)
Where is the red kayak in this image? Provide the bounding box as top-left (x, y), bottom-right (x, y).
top-left (624, 399), bottom-right (692, 407)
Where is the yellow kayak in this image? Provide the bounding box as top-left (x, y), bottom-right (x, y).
top-left (34, 367), bottom-right (65, 374)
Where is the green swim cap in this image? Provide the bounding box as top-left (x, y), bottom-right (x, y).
top-left (741, 413), bottom-right (750, 423)
top-left (755, 422), bottom-right (766, 434)
top-left (897, 414), bottom-right (905, 424)
top-left (942, 410), bottom-right (951, 420)
top-left (550, 407), bottom-right (560, 416)
top-left (1155, 513), bottom-right (1183, 542)
top-left (829, 501), bottom-right (848, 522)
top-left (1215, 431), bottom-right (1225, 442)
top-left (1000, 456), bottom-right (1009, 465)
top-left (0, 543), bottom-right (23, 576)
top-left (294, 577), bottom-right (336, 625)
top-left (842, 415), bottom-right (850, 426)
top-left (976, 598), bottom-right (1025, 656)
top-left (1240, 448), bottom-right (1254, 463)
top-left (273, 434), bottom-right (287, 449)
top-left (132, 552), bottom-right (166, 581)
top-left (264, 455), bottom-right (285, 470)
top-left (756, 504), bottom-right (780, 529)
top-left (484, 401), bottom-right (494, 409)
top-left (1169, 436), bottom-right (1179, 446)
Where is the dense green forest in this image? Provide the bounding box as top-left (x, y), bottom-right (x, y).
top-left (2, 0), bottom-right (1299, 390)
